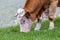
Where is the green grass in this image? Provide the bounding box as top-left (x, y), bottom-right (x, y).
top-left (0, 17), bottom-right (60, 40)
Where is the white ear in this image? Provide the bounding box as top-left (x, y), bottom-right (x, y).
top-left (17, 8), bottom-right (25, 17)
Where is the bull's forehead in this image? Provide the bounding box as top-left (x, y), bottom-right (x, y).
top-left (17, 8), bottom-right (25, 17)
top-left (17, 8), bottom-right (25, 13)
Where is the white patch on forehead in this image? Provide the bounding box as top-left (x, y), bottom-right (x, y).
top-left (17, 8), bottom-right (25, 17)
top-left (16, 8), bottom-right (25, 22)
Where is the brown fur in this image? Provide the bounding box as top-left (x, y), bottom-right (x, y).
top-left (23, 0), bottom-right (58, 22)
top-left (23, 0), bottom-right (50, 21)
top-left (58, 0), bottom-right (60, 6)
top-left (36, 0), bottom-right (58, 22)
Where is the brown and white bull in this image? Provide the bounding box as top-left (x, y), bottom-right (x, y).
top-left (15, 0), bottom-right (58, 32)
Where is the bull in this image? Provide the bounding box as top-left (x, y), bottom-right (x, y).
top-left (15, 0), bottom-right (58, 32)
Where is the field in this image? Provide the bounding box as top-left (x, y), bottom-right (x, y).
top-left (0, 17), bottom-right (60, 40)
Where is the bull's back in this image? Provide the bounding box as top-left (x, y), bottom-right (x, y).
top-left (23, 0), bottom-right (46, 13)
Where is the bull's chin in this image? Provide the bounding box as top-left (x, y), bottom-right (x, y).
top-left (20, 16), bottom-right (33, 32)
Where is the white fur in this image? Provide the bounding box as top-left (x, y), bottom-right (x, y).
top-left (19, 17), bottom-right (33, 32)
top-left (34, 18), bottom-right (42, 30)
top-left (15, 8), bottom-right (25, 20)
top-left (17, 8), bottom-right (25, 17)
top-left (49, 21), bottom-right (54, 30)
top-left (34, 23), bottom-right (41, 30)
top-left (16, 8), bottom-right (25, 24)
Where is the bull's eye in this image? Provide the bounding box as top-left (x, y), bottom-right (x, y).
top-left (23, 20), bottom-right (25, 23)
top-left (21, 20), bottom-right (25, 24)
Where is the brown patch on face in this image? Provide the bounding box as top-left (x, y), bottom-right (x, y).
top-left (30, 13), bottom-right (36, 21)
top-left (25, 12), bottom-right (30, 19)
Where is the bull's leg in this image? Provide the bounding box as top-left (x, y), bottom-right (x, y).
top-left (49, 0), bottom-right (58, 30)
top-left (34, 17), bottom-right (42, 30)
top-left (49, 14), bottom-right (54, 29)
top-left (34, 7), bottom-right (45, 30)
top-left (42, 9), bottom-right (49, 20)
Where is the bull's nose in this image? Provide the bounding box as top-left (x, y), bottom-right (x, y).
top-left (20, 20), bottom-right (25, 24)
top-left (23, 20), bottom-right (25, 23)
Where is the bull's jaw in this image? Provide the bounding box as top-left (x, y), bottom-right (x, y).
top-left (19, 16), bottom-right (33, 32)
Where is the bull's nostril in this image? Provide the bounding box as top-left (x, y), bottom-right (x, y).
top-left (23, 20), bottom-right (25, 22)
top-left (21, 20), bottom-right (25, 24)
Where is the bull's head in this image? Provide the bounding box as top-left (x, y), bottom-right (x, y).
top-left (16, 8), bottom-right (33, 32)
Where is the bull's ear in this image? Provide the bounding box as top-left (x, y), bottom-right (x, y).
top-left (25, 12), bottom-right (30, 19)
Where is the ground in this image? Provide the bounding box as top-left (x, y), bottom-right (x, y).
top-left (0, 17), bottom-right (60, 40)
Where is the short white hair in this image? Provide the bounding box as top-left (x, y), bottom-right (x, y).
top-left (17, 8), bottom-right (25, 17)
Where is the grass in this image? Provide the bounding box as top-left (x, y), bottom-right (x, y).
top-left (0, 17), bottom-right (60, 40)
